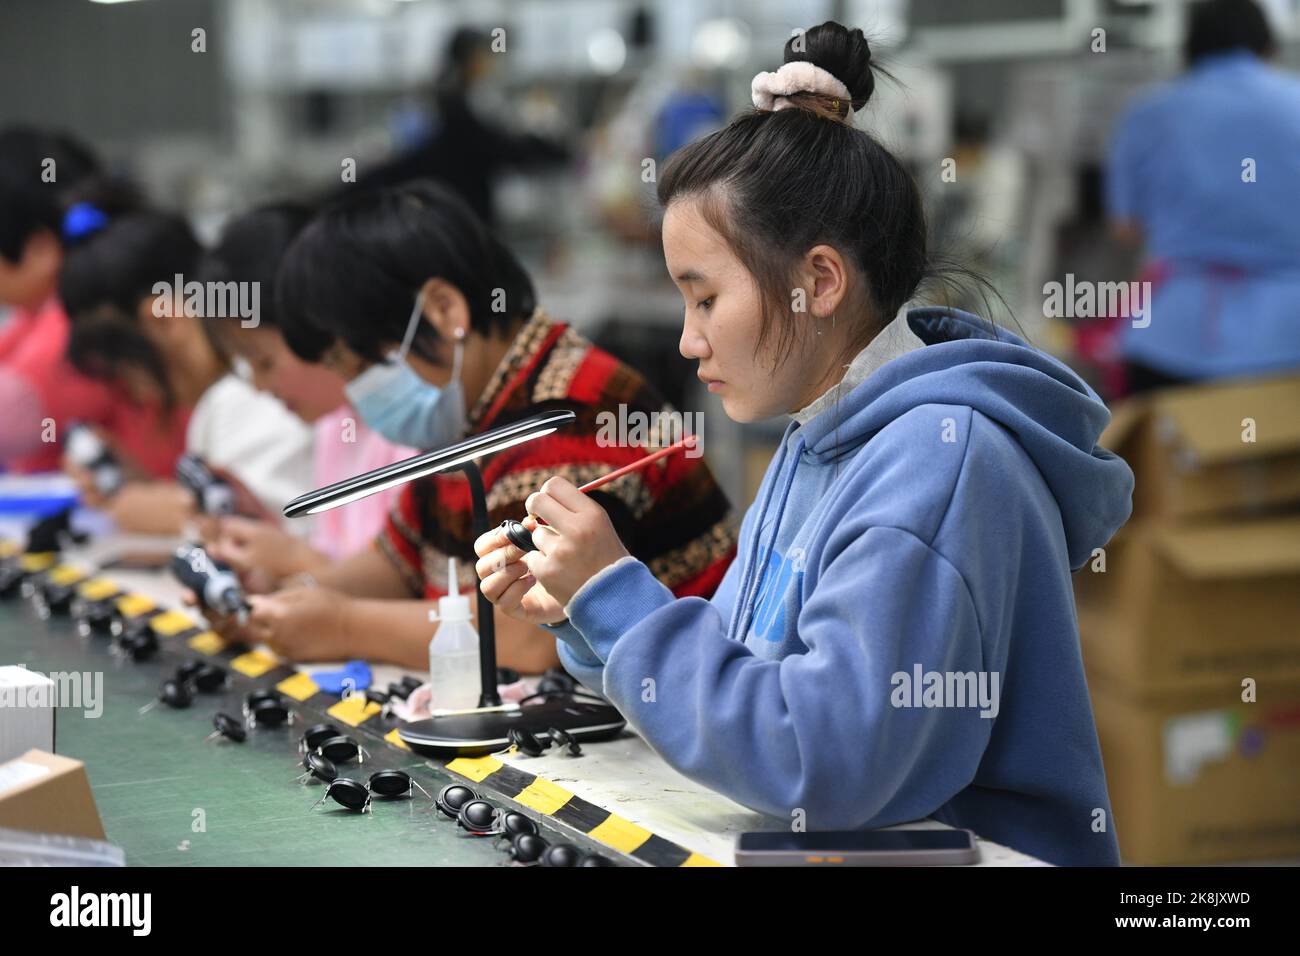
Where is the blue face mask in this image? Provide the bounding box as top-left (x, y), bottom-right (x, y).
top-left (344, 293), bottom-right (467, 449)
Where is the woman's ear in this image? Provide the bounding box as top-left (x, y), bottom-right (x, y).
top-left (22, 229), bottom-right (62, 279)
top-left (418, 278), bottom-right (471, 343)
top-left (803, 244), bottom-right (850, 319)
top-left (137, 293), bottom-right (178, 343)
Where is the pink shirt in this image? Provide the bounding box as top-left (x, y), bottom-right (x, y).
top-left (0, 299), bottom-right (187, 475)
top-left (309, 406), bottom-right (414, 559)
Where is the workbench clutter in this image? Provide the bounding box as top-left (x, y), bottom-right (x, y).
top-left (137, 659), bottom-right (229, 715)
top-left (282, 411), bottom-right (632, 754)
top-left (0, 667), bottom-right (56, 763)
top-left (1074, 373), bottom-right (1300, 864)
top-left (428, 781), bottom-right (610, 865)
top-left (309, 769), bottom-right (432, 813)
top-left (0, 750), bottom-right (108, 845)
top-left (0, 535), bottom-right (693, 867)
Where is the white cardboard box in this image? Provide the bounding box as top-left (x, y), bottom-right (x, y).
top-left (0, 666), bottom-right (56, 764)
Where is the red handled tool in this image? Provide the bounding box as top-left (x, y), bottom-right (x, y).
top-left (499, 435), bottom-right (698, 552)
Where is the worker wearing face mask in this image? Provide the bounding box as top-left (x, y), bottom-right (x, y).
top-left (341, 287), bottom-right (466, 450)
top-left (195, 180), bottom-right (738, 676)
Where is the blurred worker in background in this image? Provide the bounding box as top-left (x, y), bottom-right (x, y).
top-left (199, 202), bottom-right (414, 591)
top-left (353, 27), bottom-right (570, 226)
top-left (59, 195), bottom-right (313, 534)
top-left (1106, 0), bottom-right (1300, 392)
top-left (0, 127), bottom-right (184, 476)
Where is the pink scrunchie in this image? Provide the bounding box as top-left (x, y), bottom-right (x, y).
top-left (751, 61), bottom-right (854, 118)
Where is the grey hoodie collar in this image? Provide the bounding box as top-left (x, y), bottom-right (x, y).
top-left (790, 309), bottom-right (925, 425)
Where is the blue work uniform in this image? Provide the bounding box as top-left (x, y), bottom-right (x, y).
top-left (1106, 50), bottom-right (1300, 379)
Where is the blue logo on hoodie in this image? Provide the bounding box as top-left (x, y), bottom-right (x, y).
top-left (749, 546), bottom-right (805, 642)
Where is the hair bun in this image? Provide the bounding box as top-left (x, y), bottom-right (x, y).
top-left (784, 21), bottom-right (875, 112)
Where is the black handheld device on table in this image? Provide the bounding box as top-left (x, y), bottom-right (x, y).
top-left (66, 424), bottom-right (124, 497)
top-left (176, 453), bottom-right (235, 516)
top-left (169, 545), bottom-right (247, 618)
top-left (734, 828), bottom-right (980, 866)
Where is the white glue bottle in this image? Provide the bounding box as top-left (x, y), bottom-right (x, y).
top-left (427, 557), bottom-right (481, 711)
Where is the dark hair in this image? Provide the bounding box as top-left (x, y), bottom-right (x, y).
top-left (0, 126), bottom-right (101, 263)
top-left (198, 202), bottom-right (327, 350)
top-left (61, 206), bottom-right (204, 408)
top-left (440, 27), bottom-right (488, 87)
top-left (1185, 0), bottom-right (1274, 66)
top-left (658, 22), bottom-right (940, 363)
top-left (277, 179), bottom-right (537, 365)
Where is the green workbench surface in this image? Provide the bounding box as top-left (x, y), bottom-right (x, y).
top-left (2, 599), bottom-right (515, 866)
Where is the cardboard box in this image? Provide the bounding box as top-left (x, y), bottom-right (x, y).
top-left (1092, 680), bottom-right (1300, 865)
top-left (1075, 515), bottom-right (1300, 697)
top-left (1102, 375), bottom-right (1300, 521)
top-left (0, 665), bottom-right (56, 763)
top-left (0, 749), bottom-right (105, 841)
top-left (1077, 375), bottom-right (1300, 863)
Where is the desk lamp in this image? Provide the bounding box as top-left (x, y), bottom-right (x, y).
top-left (282, 409), bottom-right (626, 755)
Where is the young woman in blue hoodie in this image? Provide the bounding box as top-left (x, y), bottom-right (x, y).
top-left (474, 21), bottom-right (1133, 866)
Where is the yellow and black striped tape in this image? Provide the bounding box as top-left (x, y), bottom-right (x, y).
top-left (444, 754), bottom-right (720, 867)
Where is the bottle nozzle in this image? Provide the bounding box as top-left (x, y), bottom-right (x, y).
top-left (433, 555), bottom-right (472, 624)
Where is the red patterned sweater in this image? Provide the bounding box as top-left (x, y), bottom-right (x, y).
top-left (378, 310), bottom-right (737, 602)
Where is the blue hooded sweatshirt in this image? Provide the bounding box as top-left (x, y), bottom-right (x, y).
top-left (549, 307), bottom-right (1133, 866)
